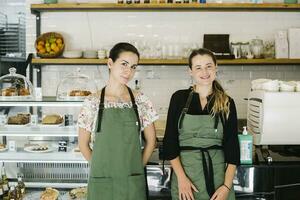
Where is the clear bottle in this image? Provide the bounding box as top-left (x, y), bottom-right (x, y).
top-left (0, 177), bottom-right (4, 199)
top-left (238, 126), bottom-right (253, 164)
top-left (8, 186), bottom-right (18, 200)
top-left (1, 166), bottom-right (9, 196)
top-left (16, 176), bottom-right (25, 198)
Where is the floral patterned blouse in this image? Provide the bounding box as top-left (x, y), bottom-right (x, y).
top-left (77, 92), bottom-right (159, 144)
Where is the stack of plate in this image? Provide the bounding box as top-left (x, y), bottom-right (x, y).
top-left (63, 50), bottom-right (82, 58)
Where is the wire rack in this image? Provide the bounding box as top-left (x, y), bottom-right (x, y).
top-left (17, 162), bottom-right (89, 183)
top-left (0, 12), bottom-right (25, 58)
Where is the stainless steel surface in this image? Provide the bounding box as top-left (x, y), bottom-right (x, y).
top-left (5, 162), bottom-right (88, 187)
top-left (0, 12), bottom-right (25, 58)
top-left (147, 165), bottom-right (171, 192)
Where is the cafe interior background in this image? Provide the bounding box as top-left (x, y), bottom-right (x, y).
top-left (0, 0), bottom-right (300, 199)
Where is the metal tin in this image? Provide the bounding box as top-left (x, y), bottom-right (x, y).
top-left (58, 140), bottom-right (67, 152)
top-left (64, 114), bottom-right (73, 126)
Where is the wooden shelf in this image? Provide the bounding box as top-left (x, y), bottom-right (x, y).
top-left (31, 58), bottom-right (300, 65)
top-left (31, 3), bottom-right (300, 13)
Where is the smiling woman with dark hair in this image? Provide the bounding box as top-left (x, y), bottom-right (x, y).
top-left (163, 48), bottom-right (240, 200)
top-left (78, 42), bottom-right (158, 200)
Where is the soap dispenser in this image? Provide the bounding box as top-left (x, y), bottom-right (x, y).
top-left (238, 126), bottom-right (253, 164)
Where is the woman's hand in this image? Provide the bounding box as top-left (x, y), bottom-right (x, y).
top-left (210, 185), bottom-right (230, 200)
top-left (178, 175), bottom-right (199, 200)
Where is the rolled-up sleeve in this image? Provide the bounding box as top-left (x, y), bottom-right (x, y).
top-left (223, 98), bottom-right (240, 165)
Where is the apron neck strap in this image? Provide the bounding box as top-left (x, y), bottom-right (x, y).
top-left (183, 90), bottom-right (194, 114)
top-left (96, 86), bottom-right (141, 133)
top-left (126, 86), bottom-right (141, 132)
top-left (178, 90), bottom-right (194, 129)
top-left (96, 87), bottom-right (106, 132)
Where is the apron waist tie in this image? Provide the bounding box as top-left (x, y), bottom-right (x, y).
top-left (179, 145), bottom-right (223, 198)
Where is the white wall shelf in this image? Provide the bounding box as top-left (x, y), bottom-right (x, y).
top-left (30, 3), bottom-right (300, 13)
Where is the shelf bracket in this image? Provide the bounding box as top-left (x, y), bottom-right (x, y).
top-left (32, 11), bottom-right (41, 37)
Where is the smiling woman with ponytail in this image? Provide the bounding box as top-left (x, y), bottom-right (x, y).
top-left (163, 48), bottom-right (240, 200)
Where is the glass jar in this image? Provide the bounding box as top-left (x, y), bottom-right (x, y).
top-left (56, 68), bottom-right (98, 101)
top-left (231, 42), bottom-right (241, 59)
top-left (0, 67), bottom-right (34, 100)
top-left (250, 38), bottom-right (264, 59)
top-left (240, 42), bottom-right (250, 59)
top-left (263, 41), bottom-right (275, 59)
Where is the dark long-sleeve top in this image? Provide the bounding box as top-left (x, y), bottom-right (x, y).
top-left (163, 88), bottom-right (240, 165)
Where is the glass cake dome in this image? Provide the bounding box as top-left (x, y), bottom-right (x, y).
top-left (56, 68), bottom-right (98, 101)
top-left (0, 67), bottom-right (34, 100)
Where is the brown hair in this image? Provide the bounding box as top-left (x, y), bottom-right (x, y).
top-left (109, 42), bottom-right (140, 62)
top-left (189, 48), bottom-right (230, 119)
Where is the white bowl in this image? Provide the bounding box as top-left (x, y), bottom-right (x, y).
top-left (83, 50), bottom-right (97, 58)
top-left (63, 50), bottom-right (82, 58)
top-left (251, 79), bottom-right (271, 90)
top-left (97, 49), bottom-right (106, 59)
top-left (262, 80), bottom-right (279, 92)
top-left (296, 81), bottom-right (300, 92)
top-left (280, 81), bottom-right (296, 92)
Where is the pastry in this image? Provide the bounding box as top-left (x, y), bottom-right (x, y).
top-left (1, 87), bottom-right (30, 96)
top-left (69, 187), bottom-right (87, 199)
top-left (1, 88), bottom-right (17, 96)
top-left (7, 113), bottom-right (30, 125)
top-left (19, 87), bottom-right (30, 96)
top-left (42, 115), bottom-right (63, 124)
top-left (69, 90), bottom-right (91, 97)
top-left (31, 144), bottom-right (49, 151)
top-left (40, 187), bottom-right (59, 200)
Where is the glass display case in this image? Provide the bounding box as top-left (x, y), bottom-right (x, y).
top-left (0, 67), bottom-right (34, 100)
top-left (56, 68), bottom-right (97, 101)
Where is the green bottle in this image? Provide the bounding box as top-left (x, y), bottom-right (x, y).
top-left (238, 126), bottom-right (253, 164)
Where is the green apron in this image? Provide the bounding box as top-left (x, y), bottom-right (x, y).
top-left (171, 91), bottom-right (235, 200)
top-left (87, 87), bottom-right (146, 200)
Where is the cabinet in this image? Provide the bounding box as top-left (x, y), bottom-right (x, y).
top-left (0, 98), bottom-right (88, 188)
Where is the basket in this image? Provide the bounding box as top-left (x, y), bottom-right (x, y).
top-left (35, 32), bottom-right (65, 58)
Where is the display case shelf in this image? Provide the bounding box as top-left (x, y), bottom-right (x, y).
top-left (31, 3), bottom-right (300, 13)
top-left (31, 58), bottom-right (300, 65)
top-left (0, 125), bottom-right (77, 137)
top-left (0, 96), bottom-right (84, 107)
top-left (0, 150), bottom-right (86, 163)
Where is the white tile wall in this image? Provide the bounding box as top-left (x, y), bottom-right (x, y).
top-left (21, 0), bottom-right (300, 119)
top-left (0, 0), bottom-right (25, 23)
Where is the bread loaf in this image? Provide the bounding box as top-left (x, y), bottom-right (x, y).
top-left (42, 115), bottom-right (63, 124)
top-left (7, 113), bottom-right (30, 125)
